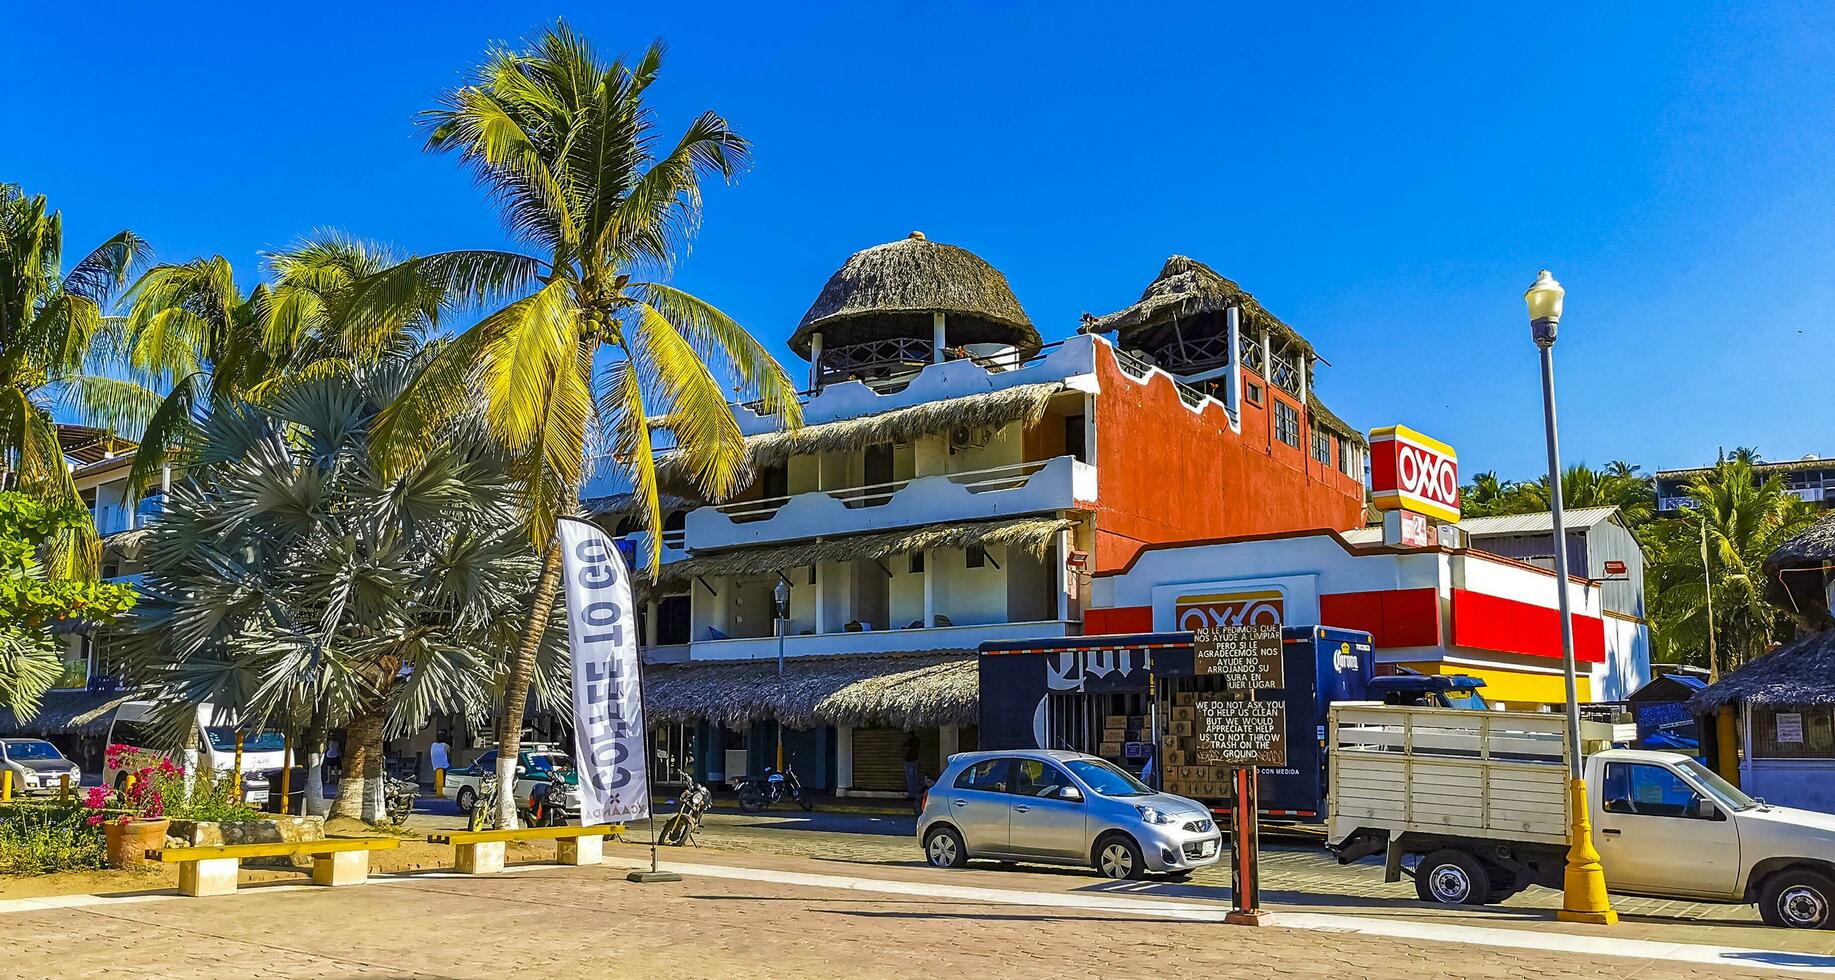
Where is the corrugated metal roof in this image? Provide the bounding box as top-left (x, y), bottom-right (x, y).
top-left (1458, 506), bottom-right (1621, 537)
top-left (1340, 527), bottom-right (1383, 545)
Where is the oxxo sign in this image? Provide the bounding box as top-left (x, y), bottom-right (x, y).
top-left (1369, 425), bottom-right (1461, 524)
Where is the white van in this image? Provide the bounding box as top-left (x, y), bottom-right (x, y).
top-left (103, 702), bottom-right (285, 804)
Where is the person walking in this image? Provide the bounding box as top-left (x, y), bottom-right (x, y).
top-left (430, 731), bottom-right (451, 792)
top-left (903, 732), bottom-right (924, 815)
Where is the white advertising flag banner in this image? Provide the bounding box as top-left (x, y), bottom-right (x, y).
top-left (558, 519), bottom-right (650, 824)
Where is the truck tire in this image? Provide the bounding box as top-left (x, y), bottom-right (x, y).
top-left (1415, 849), bottom-right (1491, 906)
top-left (1759, 869), bottom-right (1835, 929)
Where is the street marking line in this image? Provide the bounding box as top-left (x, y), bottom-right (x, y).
top-left (597, 856), bottom-right (1835, 977)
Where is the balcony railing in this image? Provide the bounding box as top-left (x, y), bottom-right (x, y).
top-left (1112, 348), bottom-right (1223, 414)
top-left (684, 619), bottom-right (1079, 661)
top-left (1268, 352), bottom-right (1301, 396)
top-left (1142, 333), bottom-right (1231, 375)
top-left (1239, 332), bottom-right (1265, 373)
top-left (687, 455), bottom-right (1092, 551)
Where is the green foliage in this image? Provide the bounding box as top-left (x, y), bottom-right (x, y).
top-left (0, 800), bottom-right (106, 876)
top-left (0, 491), bottom-right (135, 719)
top-left (94, 746), bottom-right (260, 823)
top-left (1459, 462), bottom-right (1655, 524)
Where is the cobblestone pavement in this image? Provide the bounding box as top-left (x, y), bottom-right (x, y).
top-left (0, 852), bottom-right (1810, 980)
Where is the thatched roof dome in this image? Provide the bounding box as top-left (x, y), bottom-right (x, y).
top-left (1768, 512), bottom-right (1835, 570)
top-left (1692, 629), bottom-right (1835, 710)
top-left (1083, 255), bottom-right (1314, 358)
top-left (789, 232), bottom-right (1039, 359)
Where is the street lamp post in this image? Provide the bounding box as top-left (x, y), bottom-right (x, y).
top-left (774, 578), bottom-right (791, 771)
top-left (1526, 270), bottom-right (1618, 926)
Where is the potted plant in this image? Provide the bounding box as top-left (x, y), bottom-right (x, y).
top-left (89, 745), bottom-right (180, 869)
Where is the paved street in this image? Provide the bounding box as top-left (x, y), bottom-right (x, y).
top-left (0, 843), bottom-right (1821, 980)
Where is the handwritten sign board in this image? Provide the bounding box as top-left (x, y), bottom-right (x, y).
top-left (1192, 699), bottom-right (1288, 767)
top-left (1193, 625), bottom-right (1285, 691)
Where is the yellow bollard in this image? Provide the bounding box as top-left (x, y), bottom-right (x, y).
top-left (1716, 707), bottom-right (1740, 787)
top-left (1557, 777), bottom-right (1619, 925)
top-left (279, 738), bottom-right (292, 815)
top-left (434, 768), bottom-right (445, 797)
top-left (233, 732), bottom-right (245, 798)
top-left (1, 769), bottom-right (11, 802)
top-left (60, 773), bottom-right (70, 800)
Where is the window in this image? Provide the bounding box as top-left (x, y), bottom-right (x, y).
top-left (471, 750), bottom-right (498, 773)
top-left (203, 728), bottom-right (285, 753)
top-left (108, 720), bottom-right (164, 750)
top-left (1064, 759), bottom-right (1152, 798)
top-left (1752, 707), bottom-right (1835, 759)
top-left (1274, 401), bottom-right (1300, 447)
top-left (908, 552), bottom-right (925, 574)
top-left (1338, 436), bottom-right (1358, 477)
top-left (1011, 758), bottom-right (1074, 798)
top-left (1245, 382), bottom-right (1264, 407)
top-left (953, 758), bottom-right (1011, 793)
top-left (1064, 414), bottom-right (1087, 464)
top-left (1311, 427), bottom-right (1333, 465)
top-left (656, 594), bottom-right (691, 645)
top-left (1601, 762), bottom-right (1707, 818)
top-left (966, 544), bottom-right (987, 569)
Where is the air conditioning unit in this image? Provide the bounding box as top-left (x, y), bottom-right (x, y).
top-left (950, 425), bottom-right (993, 451)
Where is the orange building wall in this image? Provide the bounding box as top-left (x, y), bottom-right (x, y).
top-left (1090, 345), bottom-right (1365, 572)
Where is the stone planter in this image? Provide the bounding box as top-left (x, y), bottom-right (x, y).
top-left (104, 818), bottom-right (171, 869)
top-left (168, 816), bottom-right (326, 867)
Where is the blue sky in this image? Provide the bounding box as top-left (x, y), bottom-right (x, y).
top-left (7, 4), bottom-right (1832, 480)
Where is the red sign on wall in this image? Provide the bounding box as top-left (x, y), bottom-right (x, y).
top-left (1370, 425), bottom-right (1460, 523)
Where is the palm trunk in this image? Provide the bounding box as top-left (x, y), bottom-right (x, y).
top-left (332, 710), bottom-right (384, 821)
top-left (496, 539), bottom-right (564, 829)
top-left (304, 703), bottom-right (331, 817)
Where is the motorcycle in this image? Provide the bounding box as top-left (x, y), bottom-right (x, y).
top-left (382, 773), bottom-right (418, 827)
top-left (466, 766), bottom-right (574, 831)
top-left (735, 762), bottom-right (813, 813)
top-left (658, 750), bottom-right (712, 846)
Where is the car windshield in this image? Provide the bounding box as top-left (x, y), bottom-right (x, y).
top-left (523, 753), bottom-right (573, 773)
top-left (203, 728), bottom-right (286, 753)
top-left (4, 740), bottom-right (61, 761)
top-left (1676, 757), bottom-right (1759, 812)
top-left (1441, 689), bottom-right (1489, 710)
top-left (1065, 759), bottom-right (1152, 798)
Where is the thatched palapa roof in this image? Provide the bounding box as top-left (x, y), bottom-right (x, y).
top-left (1769, 512), bottom-right (1835, 568)
top-left (648, 515), bottom-right (1076, 586)
top-left (789, 232), bottom-right (1040, 359)
top-left (658, 382), bottom-right (1067, 491)
top-left (644, 652), bottom-right (977, 729)
top-left (1692, 629), bottom-right (1835, 710)
top-left (1308, 392), bottom-right (1367, 447)
top-left (1765, 512), bottom-right (1835, 632)
top-left (1083, 256), bottom-right (1314, 359)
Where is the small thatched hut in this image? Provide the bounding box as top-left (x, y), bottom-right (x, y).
top-left (1693, 628), bottom-right (1835, 812)
top-left (1082, 255), bottom-right (1311, 365)
top-left (644, 652), bottom-right (977, 732)
top-left (1766, 512), bottom-right (1835, 633)
top-left (791, 232), bottom-right (1041, 388)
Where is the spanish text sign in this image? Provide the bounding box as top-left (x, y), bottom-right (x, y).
top-left (1192, 624), bottom-right (1284, 690)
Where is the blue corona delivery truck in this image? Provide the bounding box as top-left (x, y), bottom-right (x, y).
top-left (978, 626), bottom-right (1483, 823)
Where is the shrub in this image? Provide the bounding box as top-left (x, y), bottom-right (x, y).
top-left (0, 800), bottom-right (105, 875)
top-left (88, 745), bottom-right (261, 825)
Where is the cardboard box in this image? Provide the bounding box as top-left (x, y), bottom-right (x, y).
top-left (1171, 719), bottom-right (1195, 737)
top-left (1160, 734), bottom-right (1179, 751)
top-left (1098, 741), bottom-right (1122, 758)
top-left (1164, 751), bottom-right (1187, 768)
top-left (1171, 705), bottom-right (1196, 722)
top-left (1174, 691), bottom-right (1196, 706)
top-left (1127, 715), bottom-right (1146, 730)
top-left (1104, 714), bottom-right (1128, 729)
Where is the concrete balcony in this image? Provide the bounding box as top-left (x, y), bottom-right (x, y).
top-left (681, 618), bottom-right (1078, 662)
top-left (618, 529), bottom-right (688, 567)
top-left (686, 455), bottom-right (1094, 551)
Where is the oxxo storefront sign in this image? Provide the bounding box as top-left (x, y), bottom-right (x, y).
top-left (1369, 425), bottom-right (1461, 524)
top-left (1174, 589), bottom-right (1285, 630)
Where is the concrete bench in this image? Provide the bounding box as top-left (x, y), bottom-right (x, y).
top-left (149, 837), bottom-right (402, 897)
top-left (427, 824), bottom-right (625, 874)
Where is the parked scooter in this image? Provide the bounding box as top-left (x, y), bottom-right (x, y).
top-left (466, 766), bottom-right (573, 831)
top-left (382, 773), bottom-right (418, 827)
top-left (658, 750), bottom-right (712, 846)
top-left (735, 763), bottom-right (813, 813)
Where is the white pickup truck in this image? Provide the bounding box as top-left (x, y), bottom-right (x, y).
top-left (1327, 703), bottom-right (1835, 929)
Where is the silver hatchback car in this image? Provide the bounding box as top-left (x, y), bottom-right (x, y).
top-left (917, 749), bottom-right (1222, 879)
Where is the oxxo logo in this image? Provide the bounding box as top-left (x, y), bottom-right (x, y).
top-left (1370, 424), bottom-right (1461, 523)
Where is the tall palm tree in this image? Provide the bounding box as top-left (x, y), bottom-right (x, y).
top-left (1648, 459), bottom-right (1818, 674)
top-left (352, 23), bottom-right (800, 827)
top-left (1494, 464), bottom-right (1656, 525)
top-left (118, 366), bottom-right (559, 821)
top-left (1459, 470), bottom-right (1514, 517)
top-left (119, 235), bottom-right (437, 493)
top-left (0, 185), bottom-right (160, 576)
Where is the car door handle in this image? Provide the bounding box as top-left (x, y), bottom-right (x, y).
top-left (952, 800), bottom-right (968, 807)
top-left (1012, 805), bottom-right (1031, 813)
top-left (1601, 828), bottom-right (1621, 836)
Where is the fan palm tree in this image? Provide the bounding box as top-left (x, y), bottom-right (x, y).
top-left (1648, 459), bottom-right (1818, 675)
top-left (117, 367), bottom-right (561, 821)
top-left (350, 23), bottom-right (800, 827)
top-left (0, 185), bottom-right (160, 575)
top-left (118, 234), bottom-right (438, 494)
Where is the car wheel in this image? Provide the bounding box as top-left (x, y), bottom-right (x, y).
top-left (1095, 834), bottom-right (1146, 881)
top-left (455, 787), bottom-right (476, 814)
top-left (1414, 849), bottom-right (1491, 906)
top-left (924, 826), bottom-right (968, 869)
top-left (1760, 869), bottom-right (1835, 929)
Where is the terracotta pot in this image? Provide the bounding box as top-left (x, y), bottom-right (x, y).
top-left (104, 818), bottom-right (171, 869)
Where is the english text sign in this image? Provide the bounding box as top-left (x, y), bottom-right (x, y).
top-left (1193, 700), bottom-right (1289, 767)
top-left (558, 519), bottom-right (651, 824)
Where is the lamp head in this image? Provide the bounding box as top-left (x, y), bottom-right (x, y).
top-left (1525, 270), bottom-right (1565, 347)
top-left (773, 578), bottom-right (791, 614)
